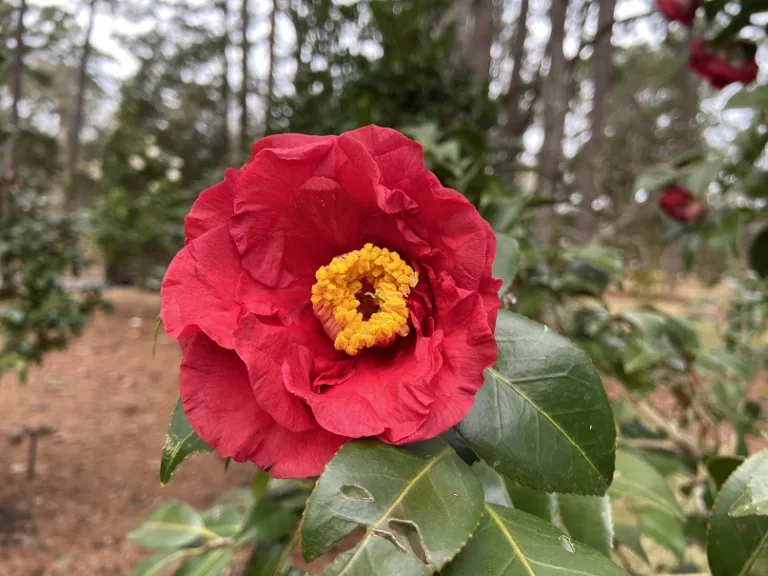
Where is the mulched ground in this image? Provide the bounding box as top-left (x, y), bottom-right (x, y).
top-left (0, 290), bottom-right (254, 576)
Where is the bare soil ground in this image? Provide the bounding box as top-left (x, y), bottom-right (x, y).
top-left (0, 289), bottom-right (254, 576)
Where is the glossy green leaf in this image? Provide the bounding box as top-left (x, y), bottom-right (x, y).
top-left (748, 226), bottom-right (768, 279)
top-left (443, 504), bottom-right (627, 575)
top-left (236, 498), bottom-right (299, 545)
top-left (637, 508), bottom-right (684, 561)
top-left (160, 399), bottom-right (212, 485)
top-left (324, 535), bottom-right (431, 576)
top-left (129, 501), bottom-right (212, 550)
top-left (493, 233), bottom-right (520, 296)
top-left (504, 482), bottom-right (554, 522)
top-left (707, 450), bottom-right (768, 576)
top-left (609, 450), bottom-right (683, 520)
top-left (472, 461), bottom-right (513, 507)
top-left (557, 495), bottom-right (613, 558)
top-left (202, 506), bottom-right (244, 538)
top-left (174, 550), bottom-right (233, 576)
top-left (129, 550), bottom-right (188, 576)
top-left (300, 438), bottom-right (484, 574)
top-left (457, 311), bottom-right (616, 495)
top-left (730, 452), bottom-right (768, 518)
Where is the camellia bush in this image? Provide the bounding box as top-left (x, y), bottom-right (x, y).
top-left (128, 3), bottom-right (767, 576)
top-left (0, 184), bottom-right (107, 382)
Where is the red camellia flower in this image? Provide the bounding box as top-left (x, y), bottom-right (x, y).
top-left (687, 39), bottom-right (759, 89)
top-left (659, 185), bottom-right (707, 223)
top-left (655, 0), bottom-right (698, 27)
top-left (160, 126), bottom-right (501, 478)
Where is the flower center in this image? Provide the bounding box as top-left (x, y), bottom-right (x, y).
top-left (311, 243), bottom-right (418, 356)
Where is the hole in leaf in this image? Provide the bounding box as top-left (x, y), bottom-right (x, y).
top-left (559, 534), bottom-right (575, 553)
top-left (372, 529), bottom-right (409, 554)
top-left (340, 484), bottom-right (375, 501)
top-left (389, 519), bottom-right (427, 564)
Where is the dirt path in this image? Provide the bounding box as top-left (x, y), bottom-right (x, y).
top-left (0, 290), bottom-right (253, 576)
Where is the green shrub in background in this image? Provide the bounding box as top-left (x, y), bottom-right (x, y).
top-left (0, 185), bottom-right (108, 382)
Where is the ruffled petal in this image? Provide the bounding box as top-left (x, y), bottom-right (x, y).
top-left (185, 168), bottom-right (239, 242)
top-left (161, 224), bottom-right (243, 349)
top-left (397, 293), bottom-right (498, 444)
top-left (233, 313), bottom-right (330, 433)
top-left (180, 333), bottom-right (346, 478)
top-left (283, 334), bottom-right (442, 442)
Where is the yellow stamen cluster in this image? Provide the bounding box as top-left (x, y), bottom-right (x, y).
top-left (311, 244), bottom-right (418, 356)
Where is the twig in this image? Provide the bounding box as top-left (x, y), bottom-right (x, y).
top-left (634, 400), bottom-right (701, 460)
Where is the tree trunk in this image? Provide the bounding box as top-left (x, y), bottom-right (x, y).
top-left (468, 0), bottom-right (494, 87)
top-left (505, 0), bottom-right (529, 132)
top-left (536, 0), bottom-right (569, 246)
top-left (265, 0), bottom-right (277, 134)
top-left (219, 0), bottom-right (231, 163)
top-left (1, 0), bottom-right (26, 220)
top-left (238, 0), bottom-right (250, 158)
top-left (576, 0), bottom-right (616, 235)
top-left (66, 0), bottom-right (97, 210)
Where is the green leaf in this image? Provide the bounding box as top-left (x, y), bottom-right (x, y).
top-left (174, 550), bottom-right (233, 576)
top-left (472, 461), bottom-right (513, 507)
top-left (725, 85), bottom-right (768, 110)
top-left (443, 504), bottom-right (627, 575)
top-left (634, 165), bottom-right (679, 192)
top-left (613, 524), bottom-right (648, 563)
top-left (505, 482), bottom-right (555, 521)
top-left (202, 506), bottom-right (244, 538)
top-left (160, 399), bottom-right (212, 485)
top-left (557, 495), bottom-right (613, 558)
top-left (300, 438), bottom-right (484, 574)
top-left (324, 536), bottom-right (431, 576)
top-left (493, 233), bottom-right (520, 296)
top-left (129, 550), bottom-right (188, 576)
top-left (129, 501), bottom-right (213, 550)
top-left (684, 160), bottom-right (721, 197)
top-left (457, 311), bottom-right (616, 495)
top-left (153, 316), bottom-right (162, 359)
top-left (708, 449), bottom-right (768, 575)
top-left (748, 226), bottom-right (768, 279)
top-left (609, 450), bottom-right (683, 520)
top-left (730, 452), bottom-right (768, 518)
top-left (637, 508), bottom-right (684, 561)
top-left (236, 498), bottom-right (299, 545)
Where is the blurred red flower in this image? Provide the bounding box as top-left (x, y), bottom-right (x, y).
top-left (160, 126), bottom-right (501, 478)
top-left (687, 39), bottom-right (759, 89)
top-left (659, 185), bottom-right (707, 223)
top-left (655, 0), bottom-right (698, 27)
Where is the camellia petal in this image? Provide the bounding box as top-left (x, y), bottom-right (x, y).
top-left (184, 168), bottom-right (239, 242)
top-left (180, 333), bottom-right (346, 478)
top-left (161, 224), bottom-right (243, 349)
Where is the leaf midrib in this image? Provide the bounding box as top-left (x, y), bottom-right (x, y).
top-left (485, 504), bottom-right (535, 576)
top-left (738, 527), bottom-right (768, 576)
top-left (335, 446), bottom-right (453, 575)
top-left (486, 367), bottom-right (608, 489)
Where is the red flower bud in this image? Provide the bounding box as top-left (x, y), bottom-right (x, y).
top-left (655, 0), bottom-right (699, 27)
top-left (687, 39), bottom-right (759, 90)
top-left (659, 185), bottom-right (707, 223)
